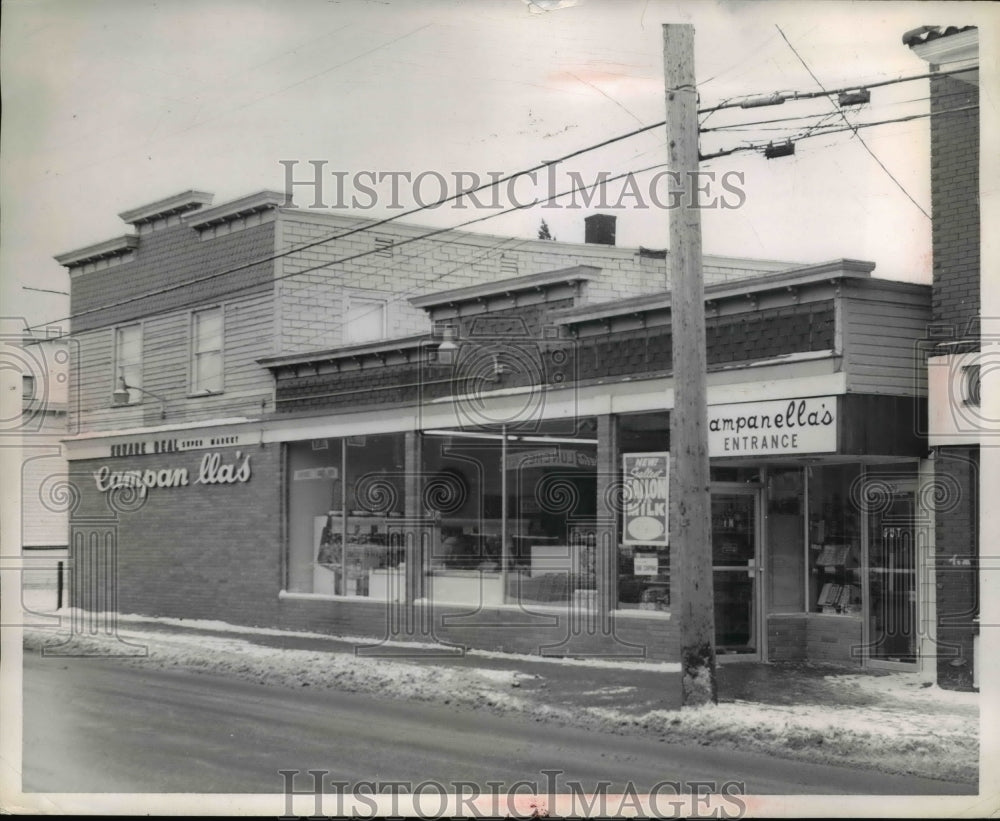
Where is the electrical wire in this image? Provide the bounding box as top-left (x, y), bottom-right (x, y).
top-left (34, 160), bottom-right (671, 334)
top-left (32, 57), bottom-right (971, 332)
top-left (699, 104), bottom-right (977, 160)
top-left (774, 25), bottom-right (931, 219)
top-left (697, 63), bottom-right (974, 115)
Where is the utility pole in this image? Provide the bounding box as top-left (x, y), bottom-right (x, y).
top-left (663, 23), bottom-right (717, 706)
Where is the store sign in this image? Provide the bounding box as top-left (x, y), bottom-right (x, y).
top-left (108, 434), bottom-right (241, 458)
top-left (93, 450), bottom-right (252, 498)
top-left (293, 467), bottom-right (339, 481)
top-left (505, 448), bottom-right (597, 470)
top-left (633, 554), bottom-right (660, 576)
top-left (708, 396), bottom-right (837, 456)
top-left (622, 452), bottom-right (669, 546)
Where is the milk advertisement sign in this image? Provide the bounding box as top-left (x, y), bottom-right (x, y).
top-left (622, 452), bottom-right (669, 546)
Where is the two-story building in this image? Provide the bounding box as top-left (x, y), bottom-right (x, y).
top-left (58, 190), bottom-right (942, 676)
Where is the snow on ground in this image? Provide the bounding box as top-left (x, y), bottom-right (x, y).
top-left (17, 599), bottom-right (980, 785)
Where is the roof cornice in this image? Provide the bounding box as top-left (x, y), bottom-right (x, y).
top-left (551, 259), bottom-right (881, 325)
top-left (54, 235), bottom-right (139, 269)
top-left (118, 190), bottom-right (214, 226)
top-left (409, 265), bottom-right (599, 310)
top-left (908, 27), bottom-right (979, 70)
top-left (185, 190), bottom-right (286, 228)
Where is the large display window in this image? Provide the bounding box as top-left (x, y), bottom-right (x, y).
top-left (420, 419), bottom-right (598, 607)
top-left (287, 434), bottom-right (406, 598)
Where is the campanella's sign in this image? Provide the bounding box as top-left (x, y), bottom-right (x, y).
top-left (93, 451), bottom-right (252, 498)
top-left (708, 396), bottom-right (837, 456)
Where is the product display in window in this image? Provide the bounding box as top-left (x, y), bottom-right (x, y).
top-left (807, 464), bottom-right (862, 616)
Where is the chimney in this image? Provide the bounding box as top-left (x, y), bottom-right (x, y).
top-left (584, 213), bottom-right (616, 246)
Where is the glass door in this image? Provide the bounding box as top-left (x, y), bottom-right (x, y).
top-left (711, 489), bottom-right (761, 659)
top-left (866, 483), bottom-right (918, 665)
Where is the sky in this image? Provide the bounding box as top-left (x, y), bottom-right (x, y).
top-left (1, 0), bottom-right (996, 331)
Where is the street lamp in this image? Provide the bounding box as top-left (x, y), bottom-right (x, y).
top-left (112, 375), bottom-right (166, 419)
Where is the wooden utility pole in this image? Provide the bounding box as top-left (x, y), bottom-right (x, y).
top-left (663, 23), bottom-right (717, 706)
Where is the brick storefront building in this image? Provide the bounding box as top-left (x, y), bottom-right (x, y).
top-left (58, 186), bottom-right (961, 681)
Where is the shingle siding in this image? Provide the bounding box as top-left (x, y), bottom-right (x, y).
top-left (71, 220), bottom-right (276, 333)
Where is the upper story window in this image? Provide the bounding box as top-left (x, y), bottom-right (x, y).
top-left (345, 297), bottom-right (386, 344)
top-left (22, 375), bottom-right (35, 401)
top-left (114, 324), bottom-right (143, 404)
top-left (191, 307), bottom-right (224, 394)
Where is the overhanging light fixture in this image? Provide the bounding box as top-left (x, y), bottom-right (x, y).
top-left (436, 326), bottom-right (458, 365)
top-left (113, 375), bottom-right (167, 419)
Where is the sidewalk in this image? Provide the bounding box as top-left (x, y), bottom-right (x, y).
top-left (17, 589), bottom-right (981, 787)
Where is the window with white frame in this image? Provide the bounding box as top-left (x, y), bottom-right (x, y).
top-left (191, 307), bottom-right (224, 393)
top-left (114, 324), bottom-right (143, 404)
top-left (345, 297), bottom-right (386, 344)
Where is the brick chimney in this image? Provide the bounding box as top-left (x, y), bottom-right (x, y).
top-left (584, 214), bottom-right (616, 246)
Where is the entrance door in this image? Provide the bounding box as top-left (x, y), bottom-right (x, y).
top-left (866, 483), bottom-right (918, 665)
top-left (711, 489), bottom-right (761, 659)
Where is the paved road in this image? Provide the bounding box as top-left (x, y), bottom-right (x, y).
top-left (21, 651), bottom-right (973, 799)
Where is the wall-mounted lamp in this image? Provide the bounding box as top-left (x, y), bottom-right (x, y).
top-left (490, 352), bottom-right (506, 381)
top-left (112, 375), bottom-right (167, 419)
top-left (436, 326), bottom-right (459, 365)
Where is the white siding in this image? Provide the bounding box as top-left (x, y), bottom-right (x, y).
top-left (842, 289), bottom-right (931, 396)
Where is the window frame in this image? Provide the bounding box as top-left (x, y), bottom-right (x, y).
top-left (344, 294), bottom-right (388, 345)
top-left (189, 305), bottom-right (225, 395)
top-left (113, 322), bottom-right (144, 405)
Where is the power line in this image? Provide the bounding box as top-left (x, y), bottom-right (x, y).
top-left (33, 56), bottom-right (968, 333)
top-left (33, 161), bottom-right (670, 334)
top-left (774, 25), bottom-right (930, 219)
top-left (36, 122), bottom-right (668, 332)
top-left (697, 63), bottom-right (974, 115)
top-left (700, 95), bottom-right (933, 133)
top-left (700, 104), bottom-right (977, 160)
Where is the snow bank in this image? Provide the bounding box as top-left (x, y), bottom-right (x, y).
top-left (20, 611), bottom-right (978, 785)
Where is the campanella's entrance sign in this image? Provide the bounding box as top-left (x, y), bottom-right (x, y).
top-left (708, 397), bottom-right (837, 456)
top-left (93, 451), bottom-right (252, 498)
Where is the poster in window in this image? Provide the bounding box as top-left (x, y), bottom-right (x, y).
top-left (622, 452), bottom-right (669, 546)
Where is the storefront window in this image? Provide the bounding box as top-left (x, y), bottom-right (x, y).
top-left (420, 418), bottom-right (598, 607)
top-left (617, 413), bottom-right (670, 611)
top-left (807, 463), bottom-right (862, 615)
top-left (287, 434), bottom-right (406, 598)
top-left (766, 467), bottom-right (805, 613)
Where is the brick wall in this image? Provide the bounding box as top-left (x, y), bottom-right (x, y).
top-left (68, 444), bottom-right (283, 626)
top-left (929, 72), bottom-right (980, 337)
top-left (804, 615), bottom-right (863, 666)
top-left (767, 615), bottom-right (806, 661)
top-left (933, 446), bottom-right (978, 690)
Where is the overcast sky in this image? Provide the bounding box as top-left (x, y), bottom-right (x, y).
top-left (2, 0), bottom-right (996, 330)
